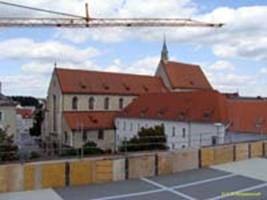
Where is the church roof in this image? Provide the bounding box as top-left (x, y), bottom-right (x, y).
top-left (56, 68), bottom-right (167, 95)
top-left (228, 99), bottom-right (267, 134)
top-left (64, 111), bottom-right (117, 130)
top-left (162, 61), bottom-right (213, 90)
top-left (118, 90), bottom-right (228, 124)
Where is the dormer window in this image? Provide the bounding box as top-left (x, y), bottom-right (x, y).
top-left (123, 83), bottom-right (130, 91)
top-left (79, 82), bottom-right (87, 89)
top-left (203, 111), bottom-right (211, 119)
top-left (143, 86), bottom-right (149, 92)
top-left (72, 97), bottom-right (78, 110)
top-left (103, 83), bottom-right (110, 90)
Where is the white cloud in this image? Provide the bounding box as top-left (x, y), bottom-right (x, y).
top-left (104, 56), bottom-right (159, 75)
top-left (209, 60), bottom-right (235, 71)
top-left (3, 55), bottom-right (160, 97)
top-left (0, 38), bottom-right (99, 62)
top-left (260, 68), bottom-right (267, 75)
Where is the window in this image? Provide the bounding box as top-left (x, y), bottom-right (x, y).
top-left (72, 96), bottom-right (78, 110)
top-left (0, 112), bottom-right (2, 121)
top-left (182, 145), bottom-right (186, 149)
top-left (172, 143), bottom-right (175, 150)
top-left (123, 121), bottom-right (126, 131)
top-left (53, 95), bottom-right (57, 132)
top-left (182, 128), bottom-right (186, 138)
top-left (98, 130), bottom-right (104, 140)
top-left (119, 98), bottom-right (124, 110)
top-left (130, 123), bottom-right (133, 131)
top-left (89, 97), bottom-right (95, 110)
top-left (104, 97), bottom-right (110, 110)
top-left (83, 130), bottom-right (87, 142)
top-left (64, 132), bottom-right (68, 144)
top-left (172, 127), bottom-right (176, 137)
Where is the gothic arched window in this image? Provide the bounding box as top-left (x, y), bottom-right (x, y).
top-left (119, 98), bottom-right (124, 109)
top-left (72, 96), bottom-right (78, 110)
top-left (89, 97), bottom-right (95, 110)
top-left (104, 97), bottom-right (110, 110)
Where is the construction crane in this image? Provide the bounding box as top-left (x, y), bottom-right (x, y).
top-left (0, 1), bottom-right (224, 28)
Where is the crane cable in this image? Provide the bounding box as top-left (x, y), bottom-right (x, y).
top-left (0, 1), bottom-right (84, 18)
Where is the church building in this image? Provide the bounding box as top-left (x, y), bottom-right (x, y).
top-left (42, 39), bottom-right (223, 151)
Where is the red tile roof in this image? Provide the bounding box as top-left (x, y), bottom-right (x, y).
top-left (162, 61), bottom-right (213, 90)
top-left (16, 108), bottom-right (34, 119)
top-left (64, 111), bottom-right (118, 131)
top-left (56, 68), bottom-right (167, 95)
top-left (228, 99), bottom-right (267, 134)
top-left (119, 90), bottom-right (228, 124)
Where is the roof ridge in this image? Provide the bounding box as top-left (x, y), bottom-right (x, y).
top-left (167, 60), bottom-right (200, 67)
top-left (55, 67), bottom-right (157, 79)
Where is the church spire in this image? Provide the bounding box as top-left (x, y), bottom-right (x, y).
top-left (161, 35), bottom-right (169, 63)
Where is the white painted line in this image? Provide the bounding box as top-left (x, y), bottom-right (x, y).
top-left (172, 174), bottom-right (236, 189)
top-left (89, 173), bottom-right (236, 200)
top-left (141, 177), bottom-right (197, 200)
top-left (207, 182), bottom-right (267, 200)
top-left (90, 189), bottom-right (164, 200)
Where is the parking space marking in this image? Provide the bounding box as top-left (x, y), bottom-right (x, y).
top-left (90, 189), bottom-right (164, 200)
top-left (88, 173), bottom-right (237, 200)
top-left (207, 182), bottom-right (267, 200)
top-left (141, 177), bottom-right (197, 200)
top-left (172, 174), bottom-right (236, 189)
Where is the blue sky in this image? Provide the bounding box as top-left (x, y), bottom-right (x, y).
top-left (0, 0), bottom-right (266, 97)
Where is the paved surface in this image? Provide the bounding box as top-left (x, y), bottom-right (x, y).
top-left (1, 158), bottom-right (267, 200)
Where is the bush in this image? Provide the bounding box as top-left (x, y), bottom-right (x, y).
top-left (30, 151), bottom-right (41, 159)
top-left (119, 125), bottom-right (168, 152)
top-left (83, 141), bottom-right (103, 155)
top-left (0, 129), bottom-right (18, 162)
top-left (60, 148), bottom-right (78, 157)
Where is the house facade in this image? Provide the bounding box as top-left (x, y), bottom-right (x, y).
top-left (115, 91), bottom-right (228, 150)
top-left (16, 107), bottom-right (34, 142)
top-left (0, 83), bottom-right (17, 137)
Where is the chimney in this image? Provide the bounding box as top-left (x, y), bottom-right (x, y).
top-left (0, 82), bottom-right (2, 94)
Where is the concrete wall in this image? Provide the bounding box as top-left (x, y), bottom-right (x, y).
top-left (250, 141), bottom-right (263, 158)
top-left (234, 143), bottom-right (249, 161)
top-left (1, 141), bottom-right (265, 193)
top-left (128, 154), bottom-right (156, 179)
top-left (158, 149), bottom-right (198, 175)
top-left (116, 118), bottom-right (225, 150)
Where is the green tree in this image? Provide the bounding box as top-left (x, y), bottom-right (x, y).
top-left (10, 96), bottom-right (41, 108)
top-left (0, 129), bottom-right (18, 161)
top-left (30, 109), bottom-right (44, 137)
top-left (119, 125), bottom-right (168, 152)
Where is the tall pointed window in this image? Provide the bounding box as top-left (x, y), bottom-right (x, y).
top-left (72, 96), bottom-right (78, 110)
top-left (89, 97), bottom-right (95, 110)
top-left (104, 97), bottom-right (110, 110)
top-left (119, 98), bottom-right (124, 110)
top-left (53, 95), bottom-right (57, 132)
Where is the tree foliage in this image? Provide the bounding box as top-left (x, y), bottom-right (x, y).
top-left (119, 125), bottom-right (168, 152)
top-left (30, 109), bottom-right (44, 137)
top-left (0, 129), bottom-right (18, 162)
top-left (10, 96), bottom-right (41, 108)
